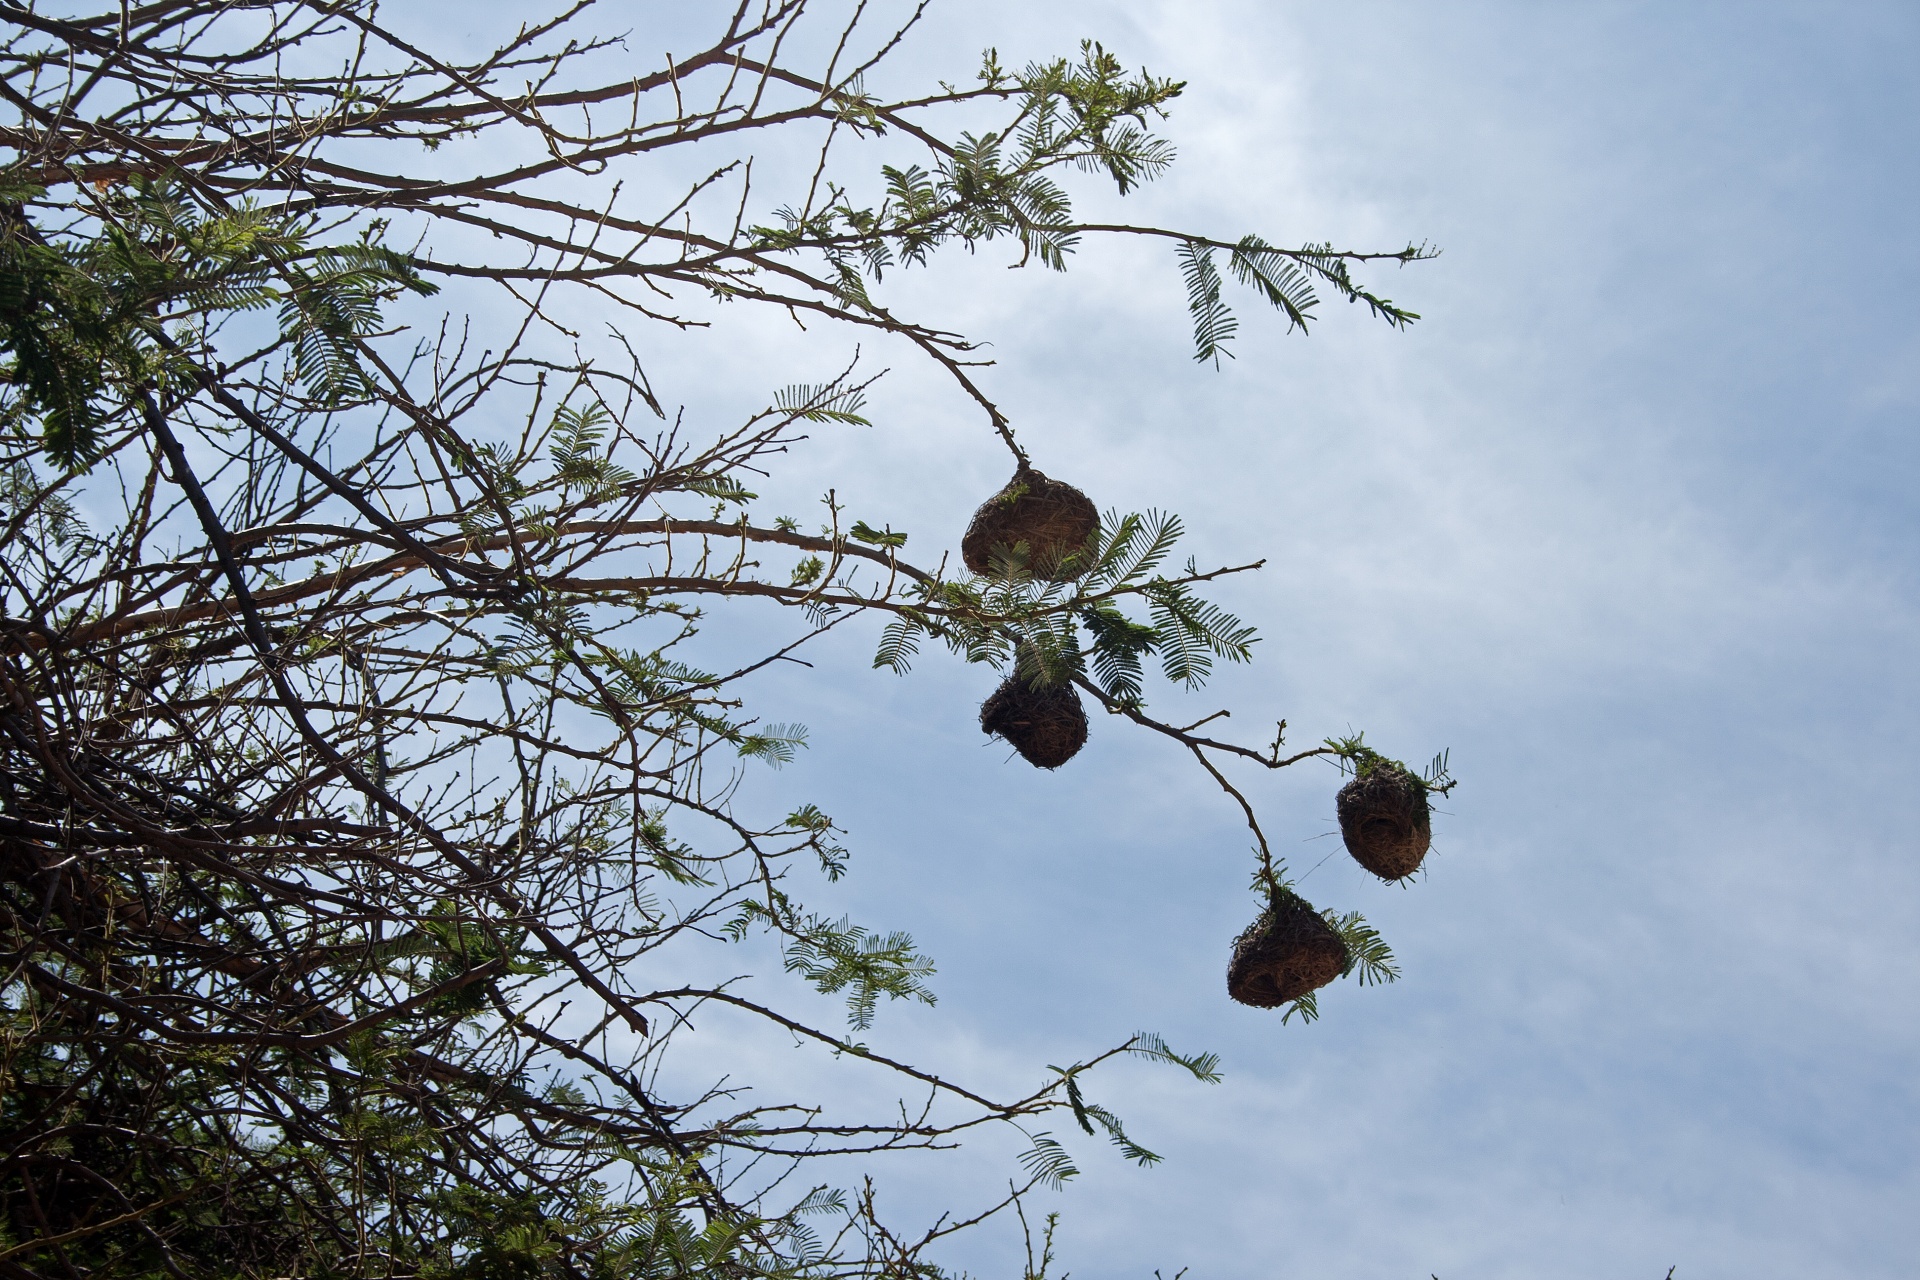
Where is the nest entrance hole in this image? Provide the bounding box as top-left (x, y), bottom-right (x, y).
top-left (1336, 767), bottom-right (1432, 881)
top-left (979, 675), bottom-right (1088, 770)
top-left (1226, 897), bottom-right (1348, 1008)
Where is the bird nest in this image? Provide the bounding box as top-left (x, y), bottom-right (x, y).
top-left (1227, 895), bottom-right (1349, 1008)
top-left (979, 674), bottom-right (1088, 769)
top-left (961, 463), bottom-right (1098, 580)
top-left (1336, 764), bottom-right (1432, 881)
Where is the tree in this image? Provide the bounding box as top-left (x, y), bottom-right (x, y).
top-left (0, 3), bottom-right (1446, 1276)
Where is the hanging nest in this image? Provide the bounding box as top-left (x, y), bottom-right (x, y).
top-left (979, 674), bottom-right (1088, 769)
top-left (961, 462), bottom-right (1098, 580)
top-left (1336, 763), bottom-right (1432, 881)
top-left (1226, 895), bottom-right (1349, 1008)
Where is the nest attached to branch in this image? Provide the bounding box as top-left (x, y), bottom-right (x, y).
top-left (1226, 895), bottom-right (1350, 1008)
top-left (1336, 765), bottom-right (1432, 881)
top-left (979, 674), bottom-right (1088, 769)
top-left (961, 463), bottom-right (1098, 580)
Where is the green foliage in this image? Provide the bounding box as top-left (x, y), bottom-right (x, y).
top-left (1017, 1134), bottom-right (1081, 1191)
top-left (1126, 1031), bottom-right (1225, 1084)
top-left (1088, 509), bottom-right (1183, 585)
top-left (0, 457), bottom-right (87, 548)
top-left (751, 43), bottom-right (1183, 291)
top-left (872, 610), bottom-right (928, 673)
top-left (1025, 1035), bottom-right (1221, 1174)
top-left (849, 518), bottom-right (908, 548)
top-left (784, 804), bottom-right (850, 880)
top-left (1324, 732), bottom-right (1459, 796)
top-left (779, 914), bottom-right (937, 1031)
top-left (0, 175), bottom-right (432, 466)
top-left (679, 471), bottom-right (759, 503)
top-left (1227, 235), bottom-right (1320, 331)
top-left (1180, 233), bottom-right (1435, 364)
top-left (282, 240), bottom-right (437, 405)
top-left (1180, 239), bottom-right (1236, 366)
top-left (871, 509), bottom-right (1256, 709)
top-left (1080, 600), bottom-right (1159, 704)
top-left (417, 1166), bottom-right (835, 1280)
top-left (1061, 1071), bottom-right (1162, 1166)
top-left (549, 401), bottom-right (638, 499)
top-left (1279, 990), bottom-right (1322, 1025)
top-left (1146, 578), bottom-right (1258, 688)
top-left (637, 807), bottom-right (711, 885)
top-left (774, 381), bottom-right (871, 425)
top-left (1328, 911), bottom-right (1400, 987)
top-left (737, 721), bottom-right (810, 768)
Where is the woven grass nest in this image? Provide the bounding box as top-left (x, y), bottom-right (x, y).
top-left (961, 463), bottom-right (1098, 579)
top-left (1226, 895), bottom-right (1349, 1008)
top-left (979, 674), bottom-right (1088, 769)
top-left (1336, 763), bottom-right (1432, 881)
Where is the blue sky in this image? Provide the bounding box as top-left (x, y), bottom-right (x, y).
top-left (634, 3), bottom-right (1920, 1276)
top-left (396, 1), bottom-right (1920, 1274)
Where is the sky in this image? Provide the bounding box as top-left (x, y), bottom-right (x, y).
top-left (413, 2), bottom-right (1920, 1276)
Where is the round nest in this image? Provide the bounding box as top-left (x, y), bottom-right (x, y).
top-left (1336, 766), bottom-right (1432, 881)
top-left (1226, 897), bottom-right (1349, 1008)
top-left (961, 463), bottom-right (1098, 579)
top-left (979, 675), bottom-right (1088, 769)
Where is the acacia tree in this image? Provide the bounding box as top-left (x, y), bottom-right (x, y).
top-left (0, 3), bottom-right (1448, 1276)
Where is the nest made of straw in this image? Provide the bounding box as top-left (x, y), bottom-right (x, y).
top-left (1336, 764), bottom-right (1432, 881)
top-left (961, 463), bottom-right (1098, 580)
top-left (1226, 896), bottom-right (1350, 1008)
top-left (979, 674), bottom-right (1089, 769)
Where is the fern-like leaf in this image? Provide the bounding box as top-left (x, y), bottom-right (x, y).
top-left (736, 722), bottom-right (808, 768)
top-left (1089, 509), bottom-right (1182, 587)
top-left (1080, 600), bottom-right (1156, 704)
top-left (1179, 240), bottom-right (1237, 366)
top-left (1148, 582), bottom-right (1257, 688)
top-left (1280, 990), bottom-right (1320, 1025)
top-left (1016, 1134), bottom-right (1080, 1190)
top-left (1328, 910), bottom-right (1399, 986)
top-left (773, 383), bottom-right (871, 425)
top-left (1126, 1031), bottom-right (1223, 1083)
top-left (1228, 234), bottom-right (1320, 332)
top-left (783, 915), bottom-right (936, 1031)
top-left (872, 616), bottom-right (923, 674)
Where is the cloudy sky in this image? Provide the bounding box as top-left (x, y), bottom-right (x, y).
top-left (418, 2), bottom-right (1920, 1276)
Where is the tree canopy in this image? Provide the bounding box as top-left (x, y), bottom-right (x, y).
top-left (0, 3), bottom-right (1444, 1276)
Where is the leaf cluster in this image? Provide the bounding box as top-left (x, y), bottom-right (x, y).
top-left (752, 42), bottom-right (1182, 293)
top-left (873, 510), bottom-right (1256, 710)
top-left (724, 899), bottom-right (937, 1032)
top-left (1325, 732), bottom-right (1459, 796)
top-left (0, 176), bottom-right (432, 467)
top-left (1182, 234), bottom-right (1436, 365)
